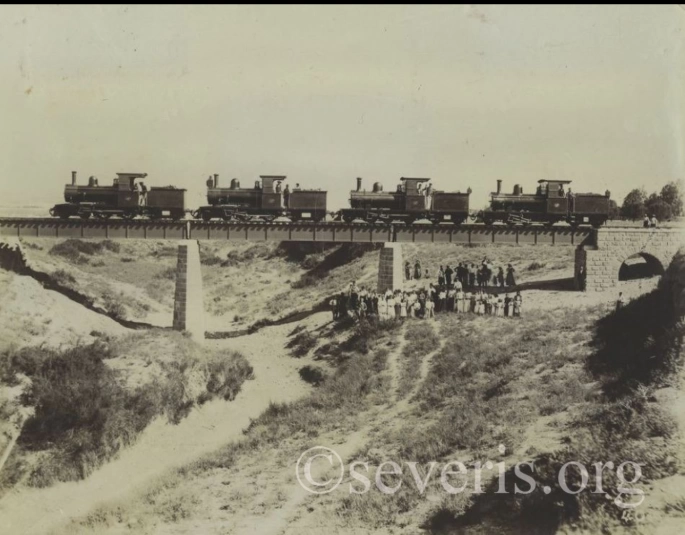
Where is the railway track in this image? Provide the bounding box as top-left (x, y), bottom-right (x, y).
top-left (0, 217), bottom-right (599, 245)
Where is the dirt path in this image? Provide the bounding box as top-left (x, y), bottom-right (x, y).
top-left (0, 313), bottom-right (330, 535)
top-left (223, 320), bottom-right (444, 535)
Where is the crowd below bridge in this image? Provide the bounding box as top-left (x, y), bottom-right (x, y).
top-left (330, 256), bottom-right (524, 322)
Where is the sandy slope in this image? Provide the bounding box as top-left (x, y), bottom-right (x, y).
top-left (0, 270), bottom-right (127, 351)
top-left (0, 312), bottom-right (330, 535)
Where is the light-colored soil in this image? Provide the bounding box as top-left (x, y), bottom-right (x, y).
top-left (0, 312), bottom-right (330, 535)
top-left (0, 270), bottom-right (127, 351)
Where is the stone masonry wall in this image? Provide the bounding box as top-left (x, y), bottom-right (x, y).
top-left (579, 228), bottom-right (685, 292)
top-left (172, 240), bottom-right (205, 342)
top-left (377, 243), bottom-right (404, 294)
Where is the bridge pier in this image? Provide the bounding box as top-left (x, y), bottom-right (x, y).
top-left (172, 240), bottom-right (205, 343)
top-left (377, 242), bottom-right (404, 294)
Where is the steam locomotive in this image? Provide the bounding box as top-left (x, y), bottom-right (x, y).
top-left (48, 171), bottom-right (612, 228)
top-left (49, 171), bottom-right (186, 220)
top-left (478, 179), bottom-right (612, 228)
top-left (338, 177), bottom-right (472, 225)
top-left (191, 174), bottom-right (328, 222)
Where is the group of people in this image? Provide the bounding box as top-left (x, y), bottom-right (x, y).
top-left (643, 215), bottom-right (659, 228)
top-left (329, 279), bottom-right (523, 322)
top-left (405, 258), bottom-right (518, 289)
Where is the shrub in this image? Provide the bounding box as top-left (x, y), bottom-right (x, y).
top-left (527, 261), bottom-right (546, 271)
top-left (3, 338), bottom-right (253, 489)
top-left (287, 331), bottom-right (318, 358)
top-left (120, 257), bottom-right (135, 263)
top-left (299, 365), bottom-right (327, 386)
top-left (52, 269), bottom-right (76, 286)
top-left (49, 239), bottom-right (121, 263)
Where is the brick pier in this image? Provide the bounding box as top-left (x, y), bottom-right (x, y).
top-left (377, 242), bottom-right (404, 294)
top-left (172, 240), bottom-right (205, 342)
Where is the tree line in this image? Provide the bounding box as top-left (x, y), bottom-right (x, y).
top-left (619, 181), bottom-right (683, 221)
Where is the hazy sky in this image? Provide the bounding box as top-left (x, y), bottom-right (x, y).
top-left (0, 5), bottom-right (683, 211)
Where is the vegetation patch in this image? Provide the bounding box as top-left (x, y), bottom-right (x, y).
top-left (0, 334), bottom-right (253, 492)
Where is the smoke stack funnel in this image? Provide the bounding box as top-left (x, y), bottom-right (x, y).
top-left (496, 179), bottom-right (502, 194)
top-left (214, 174), bottom-right (219, 188)
top-left (71, 171), bottom-right (77, 185)
top-left (356, 177), bottom-right (362, 192)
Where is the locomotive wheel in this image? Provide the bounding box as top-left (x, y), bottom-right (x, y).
top-left (79, 213), bottom-right (91, 220)
top-left (201, 212), bottom-right (212, 222)
top-left (95, 213), bottom-right (112, 220)
top-left (121, 211), bottom-right (136, 221)
top-left (59, 214), bottom-right (71, 220)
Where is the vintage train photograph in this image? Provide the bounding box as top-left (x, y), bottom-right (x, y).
top-left (1, 5), bottom-right (684, 535)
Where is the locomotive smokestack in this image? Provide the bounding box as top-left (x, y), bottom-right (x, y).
top-left (71, 171), bottom-right (77, 185)
top-left (356, 177), bottom-right (362, 192)
top-left (496, 179), bottom-right (502, 194)
top-left (214, 174), bottom-right (219, 188)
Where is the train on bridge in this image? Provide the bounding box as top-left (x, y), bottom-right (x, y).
top-left (49, 171), bottom-right (612, 228)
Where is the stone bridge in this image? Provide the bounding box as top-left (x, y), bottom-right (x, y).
top-left (574, 228), bottom-right (685, 292)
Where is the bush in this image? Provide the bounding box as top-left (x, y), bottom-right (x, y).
top-left (49, 239), bottom-right (120, 263)
top-left (3, 338), bottom-right (253, 489)
top-left (287, 331), bottom-right (318, 358)
top-left (299, 365), bottom-right (327, 386)
top-left (52, 269), bottom-right (76, 286)
top-left (120, 257), bottom-right (135, 263)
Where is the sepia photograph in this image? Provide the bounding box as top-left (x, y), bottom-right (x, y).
top-left (0, 4), bottom-right (684, 534)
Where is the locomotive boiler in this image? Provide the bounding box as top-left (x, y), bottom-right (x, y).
top-left (49, 171), bottom-right (186, 220)
top-left (192, 174), bottom-right (328, 222)
top-left (338, 177), bottom-right (471, 225)
top-left (479, 179), bottom-right (611, 228)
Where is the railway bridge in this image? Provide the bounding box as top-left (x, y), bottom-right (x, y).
top-left (0, 218), bottom-right (682, 341)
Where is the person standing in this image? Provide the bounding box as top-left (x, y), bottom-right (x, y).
top-left (438, 287), bottom-right (446, 313)
top-left (445, 265), bottom-right (453, 288)
top-left (415, 260), bottom-right (422, 280)
top-left (496, 267), bottom-right (503, 287)
top-left (616, 292), bottom-right (626, 311)
top-left (329, 296), bottom-right (338, 321)
top-left (438, 266), bottom-right (445, 287)
top-left (650, 215), bottom-right (658, 228)
top-left (643, 215), bottom-right (650, 228)
top-left (469, 264), bottom-right (477, 288)
top-left (284, 184), bottom-right (291, 208)
top-left (513, 291), bottom-right (522, 317)
top-left (405, 261), bottom-right (413, 281)
top-left (506, 264), bottom-right (517, 287)
top-left (504, 294), bottom-right (512, 317)
top-left (139, 182), bottom-right (148, 206)
top-left (447, 286), bottom-right (456, 312)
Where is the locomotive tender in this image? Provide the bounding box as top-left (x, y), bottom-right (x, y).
top-left (49, 171), bottom-right (186, 220)
top-left (192, 174), bottom-right (328, 223)
top-left (479, 179), bottom-right (611, 228)
top-left (48, 170), bottom-right (613, 228)
top-left (338, 177), bottom-right (472, 225)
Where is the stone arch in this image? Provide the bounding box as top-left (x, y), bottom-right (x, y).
top-left (578, 229), bottom-right (685, 292)
top-left (618, 252), bottom-right (665, 281)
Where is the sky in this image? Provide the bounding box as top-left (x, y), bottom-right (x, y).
top-left (0, 4), bottom-right (683, 211)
